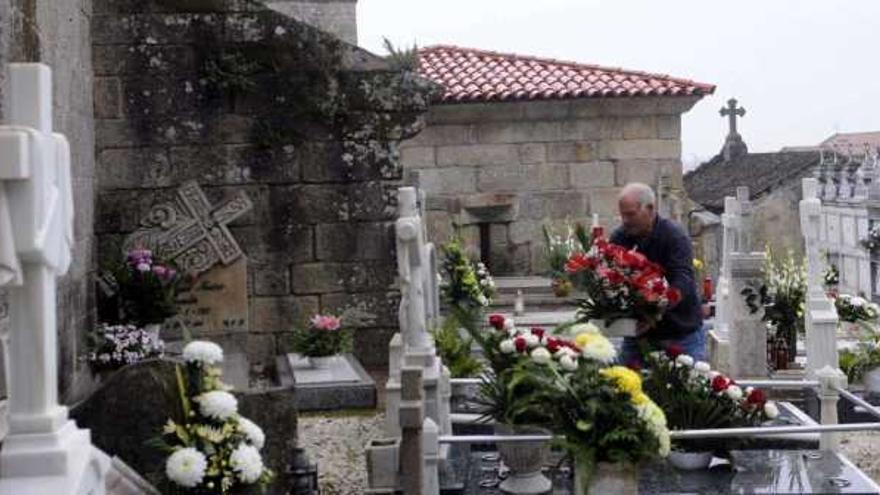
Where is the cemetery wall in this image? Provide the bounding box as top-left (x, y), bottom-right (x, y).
top-left (262, 0), bottom-right (358, 45)
top-left (749, 182), bottom-right (805, 258)
top-left (0, 0), bottom-right (96, 401)
top-left (400, 96), bottom-right (700, 275)
top-left (92, 1), bottom-right (431, 369)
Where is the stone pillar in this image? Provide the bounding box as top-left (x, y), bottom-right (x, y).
top-left (816, 366), bottom-right (847, 452)
top-left (422, 418), bottom-right (440, 495)
top-left (709, 196), bottom-right (739, 373)
top-left (0, 63), bottom-right (109, 493)
top-left (801, 178), bottom-right (840, 377)
top-left (399, 367), bottom-right (424, 495)
top-left (729, 252), bottom-right (769, 379)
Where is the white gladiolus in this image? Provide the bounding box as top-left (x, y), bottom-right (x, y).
top-left (725, 385), bottom-right (743, 401)
top-left (230, 444), bottom-right (264, 483)
top-left (694, 361), bottom-right (711, 374)
top-left (182, 340), bottom-right (224, 365)
top-left (166, 448), bottom-right (208, 488)
top-left (675, 354), bottom-right (695, 367)
top-left (195, 391), bottom-right (238, 421)
top-left (531, 347), bottom-right (552, 365)
top-left (238, 417), bottom-right (266, 449)
top-left (499, 339), bottom-right (516, 354)
top-left (764, 401), bottom-right (779, 419)
top-left (559, 354), bottom-right (578, 371)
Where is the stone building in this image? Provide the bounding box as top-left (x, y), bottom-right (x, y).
top-left (401, 45), bottom-right (715, 275)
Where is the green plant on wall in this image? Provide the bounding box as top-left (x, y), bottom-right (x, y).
top-left (431, 317), bottom-right (484, 378)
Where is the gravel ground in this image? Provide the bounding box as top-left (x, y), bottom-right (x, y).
top-left (298, 410), bottom-right (385, 495)
top-left (298, 412), bottom-right (880, 493)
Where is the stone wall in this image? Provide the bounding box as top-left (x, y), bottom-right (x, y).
top-left (0, 0), bottom-right (96, 402)
top-left (401, 96), bottom-right (700, 274)
top-left (264, 0), bottom-right (358, 45)
top-left (92, 0), bottom-right (429, 369)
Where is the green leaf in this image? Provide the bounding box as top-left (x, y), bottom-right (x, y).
top-left (576, 420), bottom-right (593, 432)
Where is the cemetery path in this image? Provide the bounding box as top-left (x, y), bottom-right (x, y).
top-left (841, 431), bottom-right (880, 483)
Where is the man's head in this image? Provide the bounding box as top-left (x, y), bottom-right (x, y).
top-left (618, 183), bottom-right (657, 237)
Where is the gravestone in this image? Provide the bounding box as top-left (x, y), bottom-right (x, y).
top-left (281, 353), bottom-right (376, 411)
top-left (123, 181), bottom-right (253, 339)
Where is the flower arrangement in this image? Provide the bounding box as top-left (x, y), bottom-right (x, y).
top-left (290, 314), bottom-right (352, 358)
top-left (824, 263), bottom-right (840, 288)
top-left (642, 346), bottom-right (778, 453)
top-left (86, 323), bottom-right (165, 371)
top-left (440, 238), bottom-right (495, 312)
top-left (476, 314), bottom-right (669, 488)
top-left (840, 341), bottom-right (880, 384)
top-left (103, 248), bottom-right (184, 327)
top-left (157, 340), bottom-right (272, 493)
top-left (835, 294), bottom-right (880, 325)
top-left (860, 225), bottom-right (880, 252)
top-left (542, 223), bottom-right (590, 297)
top-left (564, 229), bottom-right (680, 328)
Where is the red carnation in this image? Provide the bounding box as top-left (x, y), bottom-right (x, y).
top-left (546, 338), bottom-right (561, 353)
top-left (514, 337), bottom-right (527, 353)
top-left (489, 314), bottom-right (505, 330)
top-left (591, 225), bottom-right (605, 240)
top-left (666, 287), bottom-right (682, 305)
top-left (711, 375), bottom-right (730, 393)
top-left (746, 388), bottom-right (767, 406)
top-left (562, 340), bottom-right (581, 352)
top-left (530, 327), bottom-right (545, 340)
top-left (666, 344), bottom-right (684, 359)
top-left (565, 253), bottom-right (596, 273)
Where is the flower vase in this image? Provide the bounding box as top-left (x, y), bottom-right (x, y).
top-left (309, 355), bottom-right (337, 369)
top-left (494, 424), bottom-right (552, 494)
top-left (667, 450), bottom-right (713, 470)
top-left (864, 367), bottom-right (880, 394)
top-left (593, 318), bottom-right (637, 337)
top-left (574, 462), bottom-right (638, 495)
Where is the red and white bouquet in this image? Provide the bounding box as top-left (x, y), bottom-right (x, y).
top-left (565, 227), bottom-right (680, 330)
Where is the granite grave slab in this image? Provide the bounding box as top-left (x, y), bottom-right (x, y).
top-left (280, 352), bottom-right (376, 411)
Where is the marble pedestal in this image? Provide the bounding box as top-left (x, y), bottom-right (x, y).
top-left (281, 353), bottom-right (375, 411)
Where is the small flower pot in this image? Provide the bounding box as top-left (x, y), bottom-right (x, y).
top-left (574, 461), bottom-right (638, 495)
top-left (308, 355), bottom-right (337, 369)
top-left (365, 438), bottom-right (400, 490)
top-left (593, 318), bottom-right (637, 337)
top-left (667, 450), bottom-right (713, 470)
top-left (495, 424), bottom-right (552, 494)
top-left (864, 367), bottom-right (880, 394)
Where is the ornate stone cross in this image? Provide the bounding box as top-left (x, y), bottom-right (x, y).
top-left (720, 98), bottom-right (746, 135)
top-left (124, 180), bottom-right (253, 274)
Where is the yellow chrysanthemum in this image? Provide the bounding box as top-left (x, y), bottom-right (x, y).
top-left (631, 391), bottom-right (651, 406)
top-left (600, 366), bottom-right (643, 397)
top-left (693, 258), bottom-right (704, 271)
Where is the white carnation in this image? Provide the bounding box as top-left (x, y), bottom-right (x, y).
top-left (524, 333), bottom-right (540, 348)
top-left (238, 417), bottom-right (266, 449)
top-left (725, 385), bottom-right (743, 401)
top-left (499, 339), bottom-right (516, 354)
top-left (182, 340), bottom-right (224, 365)
top-left (195, 390), bottom-right (238, 421)
top-left (764, 401), bottom-right (779, 419)
top-left (559, 354), bottom-right (578, 371)
top-left (675, 354), bottom-right (694, 367)
top-left (166, 447), bottom-right (207, 488)
top-left (581, 338), bottom-right (617, 364)
top-left (694, 361), bottom-right (711, 374)
top-left (503, 319), bottom-right (516, 331)
top-left (230, 443), bottom-right (264, 484)
top-left (708, 371), bottom-right (720, 380)
top-left (530, 347), bottom-right (552, 365)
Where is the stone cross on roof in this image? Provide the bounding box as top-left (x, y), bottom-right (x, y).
top-left (719, 97), bottom-right (749, 161)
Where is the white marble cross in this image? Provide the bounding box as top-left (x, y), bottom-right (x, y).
top-left (0, 63), bottom-right (108, 493)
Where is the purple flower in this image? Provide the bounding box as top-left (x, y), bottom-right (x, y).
top-left (152, 265), bottom-right (168, 278)
top-left (136, 262), bottom-right (151, 273)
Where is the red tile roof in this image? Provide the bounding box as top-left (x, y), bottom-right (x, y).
top-left (417, 45), bottom-right (715, 104)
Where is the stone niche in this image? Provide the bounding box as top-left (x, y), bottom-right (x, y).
top-left (93, 0), bottom-right (433, 368)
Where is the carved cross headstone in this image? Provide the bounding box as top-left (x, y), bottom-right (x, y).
top-left (720, 98), bottom-right (746, 136)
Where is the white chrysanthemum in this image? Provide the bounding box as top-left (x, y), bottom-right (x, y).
top-left (694, 361), bottom-right (711, 374)
top-left (182, 340), bottom-right (224, 365)
top-left (569, 322), bottom-right (600, 336)
top-left (726, 385), bottom-right (743, 401)
top-left (559, 354), bottom-right (578, 372)
top-left (530, 347), bottom-right (551, 365)
top-left (195, 390), bottom-right (238, 421)
top-left (166, 448), bottom-right (207, 488)
top-left (238, 417), bottom-right (266, 450)
top-left (580, 337), bottom-right (617, 364)
top-left (499, 339), bottom-right (516, 354)
top-left (230, 443), bottom-right (264, 483)
top-left (675, 354), bottom-right (695, 367)
top-left (764, 401), bottom-right (779, 419)
top-left (636, 401), bottom-right (670, 457)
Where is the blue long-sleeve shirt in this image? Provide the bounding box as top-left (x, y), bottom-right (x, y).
top-left (610, 216), bottom-right (703, 339)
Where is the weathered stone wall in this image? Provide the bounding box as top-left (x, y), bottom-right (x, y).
top-left (92, 0), bottom-right (428, 369)
top-left (401, 97), bottom-right (699, 274)
top-left (264, 0), bottom-right (357, 45)
top-left (0, 0), bottom-right (96, 402)
top-left (751, 182), bottom-right (805, 258)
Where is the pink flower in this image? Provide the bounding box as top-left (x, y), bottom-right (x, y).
top-left (310, 314), bottom-right (341, 331)
top-left (152, 265), bottom-right (168, 278)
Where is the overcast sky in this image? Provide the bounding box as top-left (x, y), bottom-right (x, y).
top-left (357, 0), bottom-right (880, 169)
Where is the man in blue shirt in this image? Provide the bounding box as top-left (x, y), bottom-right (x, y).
top-left (610, 183), bottom-right (705, 364)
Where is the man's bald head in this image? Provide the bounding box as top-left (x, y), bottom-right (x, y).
top-left (618, 183), bottom-right (657, 237)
